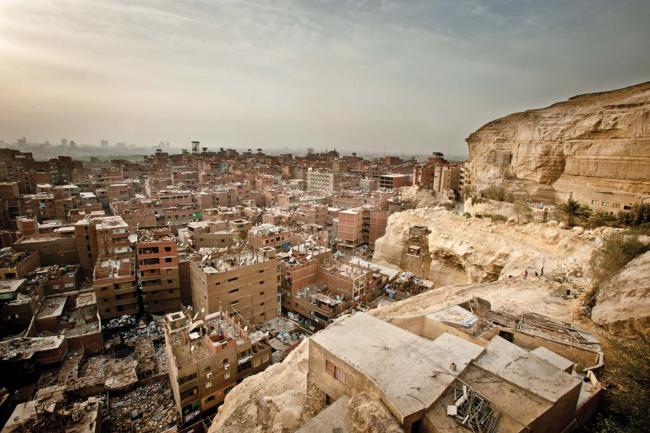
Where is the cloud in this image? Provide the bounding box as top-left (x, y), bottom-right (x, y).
top-left (0, 0), bottom-right (648, 154)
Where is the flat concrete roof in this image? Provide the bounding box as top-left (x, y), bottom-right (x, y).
top-left (531, 346), bottom-right (575, 373)
top-left (349, 257), bottom-right (400, 281)
top-left (474, 336), bottom-right (581, 403)
top-left (311, 313), bottom-right (485, 422)
top-left (426, 305), bottom-right (478, 329)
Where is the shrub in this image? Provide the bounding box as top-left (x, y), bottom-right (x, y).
top-left (514, 199), bottom-right (533, 222)
top-left (588, 231), bottom-right (650, 303)
top-left (481, 185), bottom-right (506, 202)
top-left (488, 214), bottom-right (507, 223)
top-left (587, 211), bottom-right (619, 229)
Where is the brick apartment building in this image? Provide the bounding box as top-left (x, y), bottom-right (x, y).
top-left (93, 257), bottom-right (139, 319)
top-left (337, 209), bottom-right (363, 249)
top-left (190, 248), bottom-right (278, 325)
top-left (164, 310), bottom-right (272, 423)
top-left (136, 227), bottom-right (182, 314)
top-left (75, 215), bottom-right (132, 276)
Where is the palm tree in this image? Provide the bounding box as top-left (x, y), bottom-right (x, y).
top-left (559, 198), bottom-right (591, 227)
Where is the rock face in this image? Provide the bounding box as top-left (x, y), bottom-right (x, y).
top-left (466, 82), bottom-right (650, 207)
top-left (373, 207), bottom-right (607, 287)
top-left (591, 251), bottom-right (650, 337)
top-left (208, 341), bottom-right (312, 433)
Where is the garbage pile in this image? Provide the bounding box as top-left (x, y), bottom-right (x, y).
top-left (106, 378), bottom-right (178, 433)
top-left (104, 315), bottom-right (137, 331)
top-left (386, 272), bottom-right (435, 299)
top-left (256, 316), bottom-right (310, 363)
top-left (105, 319), bottom-right (164, 348)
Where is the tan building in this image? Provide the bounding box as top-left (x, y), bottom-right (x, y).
top-left (107, 183), bottom-right (133, 202)
top-left (93, 257), bottom-right (139, 319)
top-left (185, 221), bottom-right (238, 250)
top-left (136, 227), bottom-right (182, 314)
top-left (307, 169), bottom-right (340, 193)
top-left (163, 310), bottom-right (272, 423)
top-left (304, 300), bottom-right (603, 433)
top-left (190, 248), bottom-right (278, 325)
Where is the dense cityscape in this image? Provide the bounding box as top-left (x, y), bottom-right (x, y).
top-left (1, 1), bottom-right (649, 433)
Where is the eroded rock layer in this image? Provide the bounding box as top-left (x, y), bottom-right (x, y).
top-left (466, 82), bottom-right (650, 207)
top-left (372, 207), bottom-right (608, 287)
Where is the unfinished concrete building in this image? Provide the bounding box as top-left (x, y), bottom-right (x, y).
top-left (136, 227), bottom-right (182, 314)
top-left (163, 310), bottom-right (272, 423)
top-left (93, 257), bottom-right (138, 319)
top-left (190, 247), bottom-right (278, 325)
top-left (35, 264), bottom-right (80, 295)
top-left (304, 298), bottom-right (603, 433)
top-left (279, 248), bottom-right (383, 329)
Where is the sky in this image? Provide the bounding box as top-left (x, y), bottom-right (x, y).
top-left (0, 0), bottom-right (649, 156)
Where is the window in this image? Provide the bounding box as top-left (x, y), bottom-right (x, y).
top-left (165, 257), bottom-right (172, 263)
top-left (228, 288), bottom-right (239, 294)
top-left (259, 280), bottom-right (265, 284)
top-left (326, 360), bottom-right (335, 375)
top-left (335, 367), bottom-right (346, 383)
top-left (227, 277), bottom-right (238, 282)
top-left (260, 291), bottom-right (265, 296)
top-left (230, 300), bottom-right (239, 306)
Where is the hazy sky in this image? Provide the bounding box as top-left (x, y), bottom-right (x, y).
top-left (1, 0), bottom-right (649, 155)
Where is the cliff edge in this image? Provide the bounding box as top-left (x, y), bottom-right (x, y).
top-left (465, 82), bottom-right (650, 206)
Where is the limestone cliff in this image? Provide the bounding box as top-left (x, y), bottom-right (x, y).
top-left (372, 207), bottom-right (609, 287)
top-left (466, 82), bottom-right (650, 206)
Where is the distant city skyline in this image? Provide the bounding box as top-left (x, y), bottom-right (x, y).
top-left (1, 0), bottom-right (649, 155)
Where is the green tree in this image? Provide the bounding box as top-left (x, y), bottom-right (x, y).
top-left (559, 198), bottom-right (591, 227)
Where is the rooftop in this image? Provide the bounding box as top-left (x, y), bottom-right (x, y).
top-left (473, 336), bottom-right (581, 403)
top-left (250, 223), bottom-right (287, 236)
top-left (311, 313), bottom-right (485, 422)
top-left (196, 250), bottom-right (271, 274)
